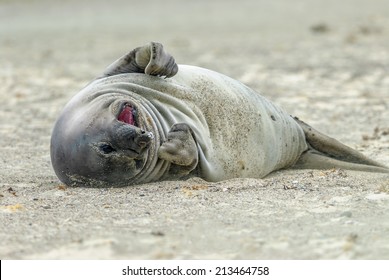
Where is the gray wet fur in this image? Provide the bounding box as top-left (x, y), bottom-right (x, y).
top-left (50, 42), bottom-right (389, 187)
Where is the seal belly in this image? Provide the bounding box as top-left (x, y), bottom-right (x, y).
top-left (122, 65), bottom-right (308, 181)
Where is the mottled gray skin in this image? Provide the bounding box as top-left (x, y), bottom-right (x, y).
top-left (50, 42), bottom-right (389, 187)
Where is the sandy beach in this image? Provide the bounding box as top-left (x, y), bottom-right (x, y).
top-left (1, 0), bottom-right (389, 259)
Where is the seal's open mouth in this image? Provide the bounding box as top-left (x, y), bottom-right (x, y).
top-left (118, 104), bottom-right (137, 126)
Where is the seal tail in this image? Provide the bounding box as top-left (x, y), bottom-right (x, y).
top-left (293, 117), bottom-right (389, 173)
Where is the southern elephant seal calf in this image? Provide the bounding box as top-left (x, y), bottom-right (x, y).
top-left (50, 42), bottom-right (389, 187)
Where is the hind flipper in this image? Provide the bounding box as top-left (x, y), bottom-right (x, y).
top-left (295, 150), bottom-right (389, 173)
top-left (293, 117), bottom-right (389, 173)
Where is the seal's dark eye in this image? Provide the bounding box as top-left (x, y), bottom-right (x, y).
top-left (100, 144), bottom-right (116, 154)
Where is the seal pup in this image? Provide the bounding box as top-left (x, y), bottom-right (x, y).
top-left (50, 42), bottom-right (389, 186)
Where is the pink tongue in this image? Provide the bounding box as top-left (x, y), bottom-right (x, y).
top-left (118, 106), bottom-right (135, 125)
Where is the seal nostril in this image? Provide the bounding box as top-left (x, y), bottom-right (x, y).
top-left (138, 141), bottom-right (147, 149)
top-left (141, 130), bottom-right (146, 134)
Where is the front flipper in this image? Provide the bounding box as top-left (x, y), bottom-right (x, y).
top-left (293, 117), bottom-right (389, 173)
top-left (158, 123), bottom-right (199, 178)
top-left (100, 42), bottom-right (178, 78)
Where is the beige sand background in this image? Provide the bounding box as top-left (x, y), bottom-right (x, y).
top-left (1, 0), bottom-right (389, 259)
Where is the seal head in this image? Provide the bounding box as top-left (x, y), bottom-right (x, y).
top-left (50, 95), bottom-right (156, 187)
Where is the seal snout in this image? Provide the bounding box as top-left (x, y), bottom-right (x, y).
top-left (134, 130), bottom-right (154, 149)
top-left (113, 101), bottom-right (155, 158)
top-left (114, 124), bottom-right (154, 158)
